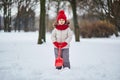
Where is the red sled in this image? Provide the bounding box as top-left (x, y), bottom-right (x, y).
top-left (55, 47), bottom-right (63, 67)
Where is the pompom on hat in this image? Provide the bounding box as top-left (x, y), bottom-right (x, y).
top-left (56, 10), bottom-right (67, 22)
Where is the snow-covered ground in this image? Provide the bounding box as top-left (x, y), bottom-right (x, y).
top-left (0, 31), bottom-right (120, 80)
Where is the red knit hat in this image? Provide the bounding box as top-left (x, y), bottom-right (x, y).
top-left (57, 10), bottom-right (67, 22)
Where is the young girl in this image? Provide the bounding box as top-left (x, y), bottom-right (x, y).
top-left (51, 10), bottom-right (73, 70)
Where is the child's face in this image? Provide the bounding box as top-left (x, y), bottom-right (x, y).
top-left (58, 19), bottom-right (65, 25)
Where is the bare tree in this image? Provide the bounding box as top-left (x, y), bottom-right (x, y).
top-left (1, 0), bottom-right (12, 32)
top-left (68, 0), bottom-right (80, 41)
top-left (14, 0), bottom-right (37, 32)
top-left (38, 0), bottom-right (46, 44)
top-left (93, 0), bottom-right (120, 31)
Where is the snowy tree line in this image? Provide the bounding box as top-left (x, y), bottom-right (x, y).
top-left (0, 0), bottom-right (37, 32)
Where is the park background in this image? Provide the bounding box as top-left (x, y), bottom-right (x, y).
top-left (0, 0), bottom-right (120, 80)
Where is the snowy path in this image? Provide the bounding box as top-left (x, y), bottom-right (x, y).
top-left (0, 32), bottom-right (120, 80)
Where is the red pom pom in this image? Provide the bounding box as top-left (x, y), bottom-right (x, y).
top-left (58, 10), bottom-right (65, 15)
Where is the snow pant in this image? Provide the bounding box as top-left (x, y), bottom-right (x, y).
top-left (54, 48), bottom-right (70, 69)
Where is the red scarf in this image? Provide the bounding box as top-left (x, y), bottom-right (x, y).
top-left (55, 24), bottom-right (69, 30)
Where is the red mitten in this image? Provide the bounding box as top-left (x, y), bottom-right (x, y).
top-left (53, 42), bottom-right (60, 48)
top-left (61, 42), bottom-right (67, 48)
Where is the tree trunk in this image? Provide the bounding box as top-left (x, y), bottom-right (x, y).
top-left (3, 0), bottom-right (12, 32)
top-left (57, 0), bottom-right (60, 13)
top-left (8, 0), bottom-right (12, 32)
top-left (69, 0), bottom-right (80, 42)
top-left (3, 1), bottom-right (7, 32)
top-left (38, 0), bottom-right (46, 44)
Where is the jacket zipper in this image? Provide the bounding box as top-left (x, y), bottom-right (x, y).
top-left (60, 30), bottom-right (62, 42)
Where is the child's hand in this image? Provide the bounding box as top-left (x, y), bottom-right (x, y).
top-left (53, 42), bottom-right (67, 48)
top-left (53, 42), bottom-right (60, 48)
top-left (61, 42), bottom-right (67, 48)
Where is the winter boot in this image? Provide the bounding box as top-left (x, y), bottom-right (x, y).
top-left (63, 62), bottom-right (70, 69)
top-left (56, 66), bottom-right (62, 70)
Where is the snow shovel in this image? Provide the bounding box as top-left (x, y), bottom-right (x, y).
top-left (55, 46), bottom-right (63, 68)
